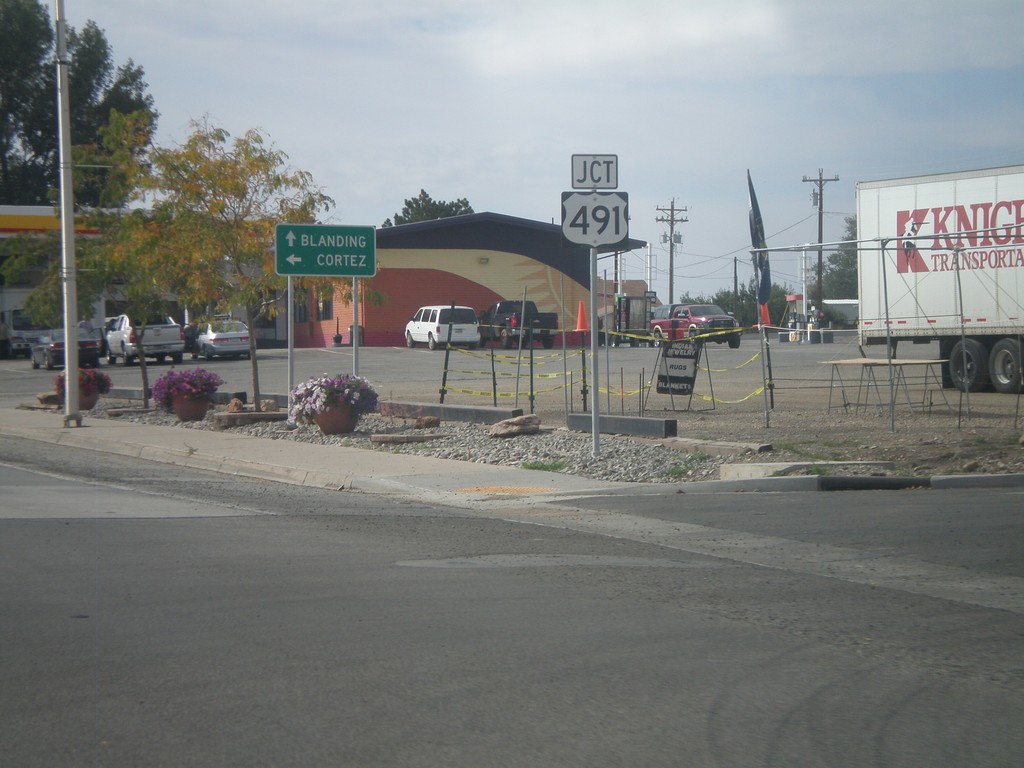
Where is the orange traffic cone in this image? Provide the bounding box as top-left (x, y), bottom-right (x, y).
top-left (574, 300), bottom-right (589, 332)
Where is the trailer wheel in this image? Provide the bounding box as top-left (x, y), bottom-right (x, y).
top-left (949, 338), bottom-right (990, 392)
top-left (988, 338), bottom-right (1023, 394)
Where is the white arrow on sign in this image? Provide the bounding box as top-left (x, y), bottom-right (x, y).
top-left (286, 254), bottom-right (302, 265)
top-left (286, 230), bottom-right (296, 246)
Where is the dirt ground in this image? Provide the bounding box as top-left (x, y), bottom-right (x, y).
top-left (435, 342), bottom-right (1024, 477)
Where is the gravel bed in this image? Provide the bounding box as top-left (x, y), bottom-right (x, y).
top-left (88, 395), bottom-right (1024, 483)
top-left (92, 402), bottom-right (727, 483)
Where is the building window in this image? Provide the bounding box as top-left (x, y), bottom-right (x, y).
top-left (317, 290), bottom-right (333, 321)
top-left (294, 295), bottom-right (309, 323)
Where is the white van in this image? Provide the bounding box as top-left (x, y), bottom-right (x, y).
top-left (405, 305), bottom-right (480, 350)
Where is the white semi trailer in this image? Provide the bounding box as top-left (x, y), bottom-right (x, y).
top-left (856, 165), bottom-right (1024, 393)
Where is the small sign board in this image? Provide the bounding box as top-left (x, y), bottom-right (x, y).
top-left (561, 191), bottom-right (629, 247)
top-left (275, 224), bottom-right (376, 277)
top-left (656, 338), bottom-right (703, 395)
top-left (571, 154), bottom-right (618, 189)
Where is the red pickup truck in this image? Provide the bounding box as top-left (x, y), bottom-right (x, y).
top-left (650, 303), bottom-right (742, 348)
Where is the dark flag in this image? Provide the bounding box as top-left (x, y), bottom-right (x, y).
top-left (747, 170), bottom-right (772, 327)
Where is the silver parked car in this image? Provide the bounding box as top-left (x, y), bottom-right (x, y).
top-left (192, 319), bottom-right (251, 359)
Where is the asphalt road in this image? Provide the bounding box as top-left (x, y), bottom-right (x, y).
top-left (0, 330), bottom-right (942, 414)
top-left (1, 437), bottom-right (1022, 767)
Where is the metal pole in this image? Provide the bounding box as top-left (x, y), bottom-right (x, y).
top-left (55, 0), bottom-right (80, 426)
top-left (880, 239), bottom-right (896, 433)
top-left (352, 277), bottom-right (360, 376)
top-left (590, 245), bottom-right (600, 457)
top-left (287, 276), bottom-right (295, 413)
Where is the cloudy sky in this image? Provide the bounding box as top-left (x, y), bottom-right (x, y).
top-left (74, 0), bottom-right (1023, 302)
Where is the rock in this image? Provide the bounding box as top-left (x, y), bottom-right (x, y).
top-left (414, 416), bottom-right (440, 429)
top-left (489, 414), bottom-right (541, 438)
top-left (226, 398), bottom-right (246, 413)
top-left (36, 391), bottom-right (61, 406)
top-left (259, 399), bottom-right (279, 412)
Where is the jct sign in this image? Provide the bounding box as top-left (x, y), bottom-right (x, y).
top-left (572, 154), bottom-right (618, 189)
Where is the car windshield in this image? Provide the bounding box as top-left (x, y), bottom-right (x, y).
top-left (44, 328), bottom-right (92, 342)
top-left (439, 308), bottom-right (477, 324)
top-left (211, 320), bottom-right (247, 333)
top-left (689, 305), bottom-right (727, 316)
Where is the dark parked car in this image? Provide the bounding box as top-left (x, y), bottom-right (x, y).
top-left (30, 328), bottom-right (103, 370)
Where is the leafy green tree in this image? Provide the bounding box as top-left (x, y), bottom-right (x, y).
top-left (0, 0), bottom-right (156, 206)
top-left (381, 189), bottom-right (473, 227)
top-left (822, 215), bottom-right (858, 300)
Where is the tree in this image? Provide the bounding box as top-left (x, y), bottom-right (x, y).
top-left (381, 189), bottom-right (473, 227)
top-left (822, 215), bottom-right (858, 300)
top-left (0, 0), bottom-right (157, 206)
top-left (137, 118), bottom-right (334, 410)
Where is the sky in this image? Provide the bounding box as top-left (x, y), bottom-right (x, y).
top-left (72, 0), bottom-right (1024, 304)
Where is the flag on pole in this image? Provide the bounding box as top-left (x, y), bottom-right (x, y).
top-left (747, 170), bottom-right (772, 327)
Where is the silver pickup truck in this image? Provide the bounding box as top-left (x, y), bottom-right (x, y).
top-left (105, 314), bottom-right (185, 365)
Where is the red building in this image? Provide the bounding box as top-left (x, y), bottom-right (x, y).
top-left (289, 212), bottom-right (647, 347)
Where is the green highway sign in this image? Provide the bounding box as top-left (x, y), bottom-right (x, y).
top-left (275, 224), bottom-right (377, 277)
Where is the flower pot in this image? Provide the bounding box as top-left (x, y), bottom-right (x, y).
top-left (171, 395), bottom-right (211, 422)
top-left (78, 389), bottom-right (100, 410)
top-left (313, 403), bottom-right (358, 435)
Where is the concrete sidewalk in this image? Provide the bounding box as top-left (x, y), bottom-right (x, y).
top-left (3, 406), bottom-right (1022, 502)
top-left (0, 405), bottom-right (673, 506)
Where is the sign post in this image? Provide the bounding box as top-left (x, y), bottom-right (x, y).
top-left (561, 155), bottom-right (628, 457)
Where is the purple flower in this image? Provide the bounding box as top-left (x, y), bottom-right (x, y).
top-left (55, 368), bottom-right (112, 397)
top-left (288, 373), bottom-right (379, 424)
top-left (151, 367), bottom-right (225, 411)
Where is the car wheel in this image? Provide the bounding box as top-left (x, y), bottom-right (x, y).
top-left (652, 329), bottom-right (664, 347)
top-left (31, 356), bottom-right (39, 370)
top-left (427, 334), bottom-right (437, 351)
top-left (728, 335), bottom-right (741, 349)
top-left (121, 345), bottom-right (133, 366)
top-left (204, 345), bottom-right (214, 361)
top-left (500, 329), bottom-right (514, 349)
top-left (171, 352), bottom-right (183, 364)
top-left (44, 353), bottom-right (54, 371)
top-left (405, 331), bottom-right (416, 349)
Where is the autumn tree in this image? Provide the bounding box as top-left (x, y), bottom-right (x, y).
top-left (140, 118), bottom-right (333, 409)
top-left (381, 189), bottom-right (473, 227)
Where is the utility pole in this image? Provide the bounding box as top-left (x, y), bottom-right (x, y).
top-left (656, 199), bottom-right (688, 303)
top-left (802, 168), bottom-right (838, 308)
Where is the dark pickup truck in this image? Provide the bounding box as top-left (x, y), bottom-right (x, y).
top-left (478, 300), bottom-right (559, 349)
